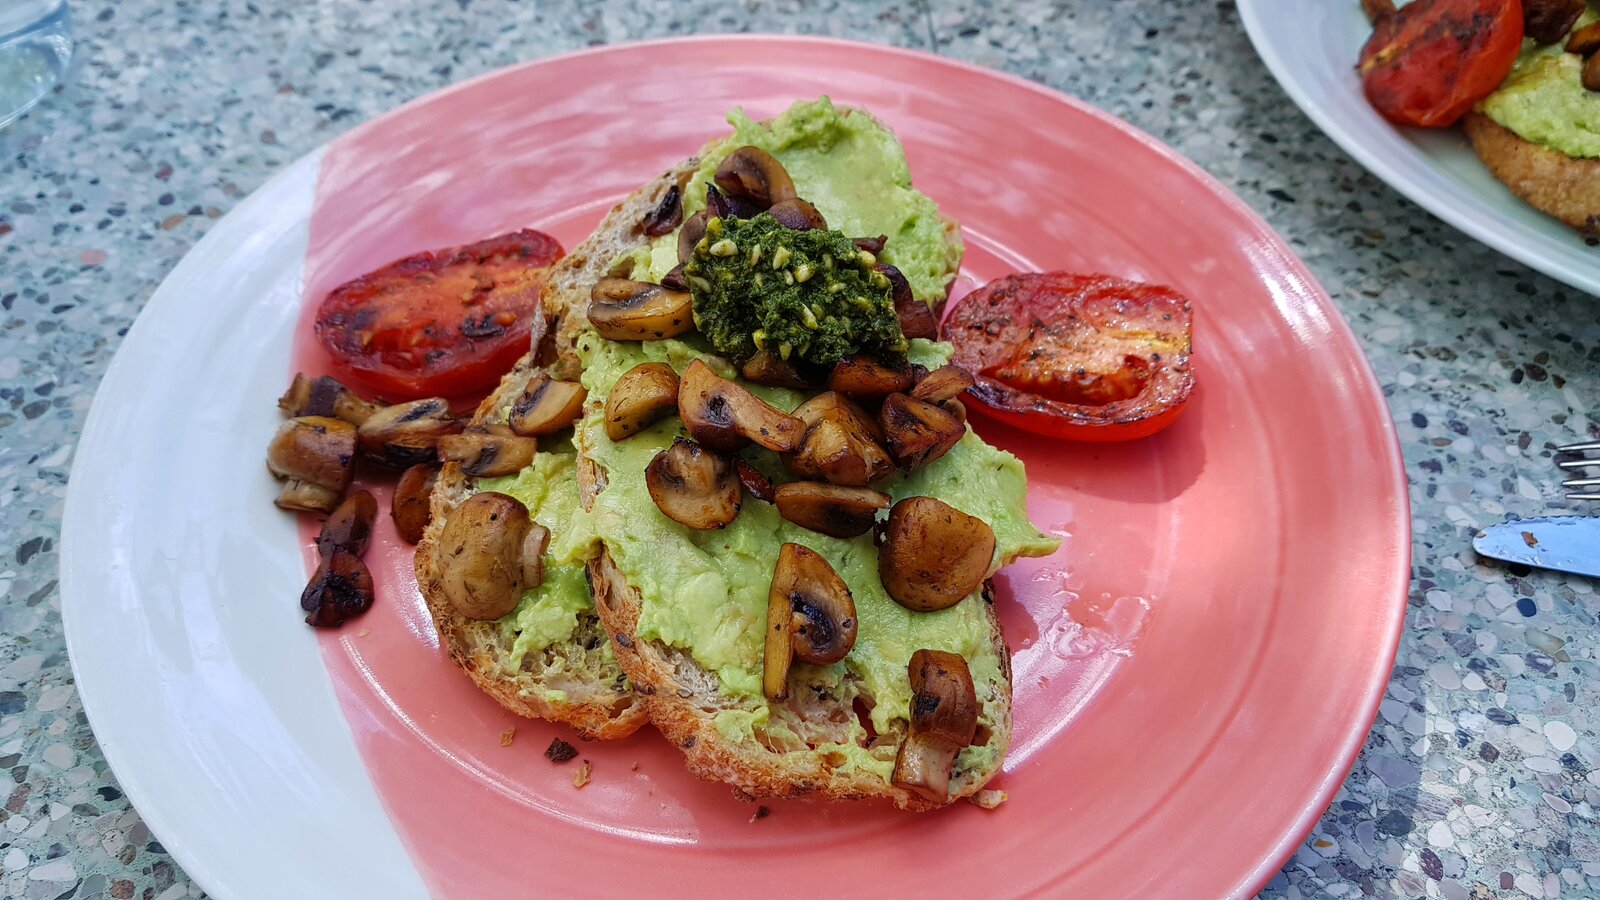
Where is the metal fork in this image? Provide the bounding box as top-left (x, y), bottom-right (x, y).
top-left (1558, 441), bottom-right (1600, 501)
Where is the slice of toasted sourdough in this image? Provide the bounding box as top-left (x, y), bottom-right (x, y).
top-left (412, 157), bottom-right (698, 740)
top-left (1464, 112), bottom-right (1600, 236)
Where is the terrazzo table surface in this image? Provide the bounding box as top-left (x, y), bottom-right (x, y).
top-left (2, 1), bottom-right (1597, 897)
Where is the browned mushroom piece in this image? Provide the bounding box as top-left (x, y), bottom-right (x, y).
top-left (356, 398), bottom-right (463, 469)
top-left (522, 522), bottom-right (551, 592)
top-left (678, 210), bottom-right (711, 264)
top-left (714, 146), bottom-right (800, 208)
top-left (782, 392), bottom-right (895, 486)
top-left (852, 235), bottom-right (888, 255)
top-left (876, 264), bottom-right (937, 341)
top-left (435, 491), bottom-right (537, 620)
top-left (640, 183), bottom-right (683, 237)
top-left (763, 542), bottom-right (858, 700)
top-left (604, 362), bottom-right (681, 441)
top-left (739, 349), bottom-right (817, 390)
top-left (878, 497), bottom-right (997, 612)
top-left (910, 365), bottom-right (976, 405)
top-left (829, 354), bottom-right (916, 401)
top-left (508, 375), bottom-right (588, 437)
top-left (315, 490), bottom-right (377, 559)
top-left (436, 426), bottom-right (538, 478)
top-left (301, 545), bottom-right (376, 628)
top-left (678, 359), bottom-right (804, 453)
top-left (891, 649), bottom-right (979, 803)
top-left (1569, 22), bottom-right (1600, 55)
top-left (588, 277), bottom-right (695, 341)
top-left (734, 458), bottom-right (776, 503)
top-left (278, 373), bottom-right (382, 425)
top-left (659, 263), bottom-right (689, 291)
top-left (766, 197), bottom-right (828, 231)
top-left (1585, 52), bottom-right (1600, 92)
top-left (1525, 0), bottom-right (1586, 45)
top-left (774, 482), bottom-right (892, 538)
top-left (266, 416), bottom-right (357, 513)
top-left (879, 393), bottom-right (965, 471)
top-left (645, 437), bottom-right (742, 530)
top-left (391, 463), bottom-right (440, 544)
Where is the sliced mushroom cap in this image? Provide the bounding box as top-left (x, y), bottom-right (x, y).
top-left (910, 365), bottom-right (976, 405)
top-left (1585, 52), bottom-right (1600, 92)
top-left (301, 546), bottom-right (376, 628)
top-left (436, 491), bottom-right (535, 620)
top-left (640, 183), bottom-right (683, 237)
top-left (879, 497), bottom-right (997, 612)
top-left (1568, 21), bottom-right (1600, 55)
top-left (764, 542), bottom-right (858, 700)
top-left (739, 349), bottom-right (818, 391)
top-left (783, 392), bottom-right (895, 486)
top-left (873, 264), bottom-right (937, 342)
top-left (659, 263), bottom-right (689, 291)
top-left (508, 376), bottom-right (587, 436)
top-left (678, 359), bottom-right (804, 453)
top-left (766, 197), bottom-right (827, 231)
top-left (391, 463), bottom-right (440, 544)
top-left (588, 278), bottom-right (695, 341)
top-left (879, 392), bottom-right (965, 471)
top-left (267, 416), bottom-right (357, 513)
top-left (774, 482), bottom-right (891, 538)
top-left (645, 437), bottom-right (742, 530)
top-left (734, 458), bottom-right (776, 503)
top-left (604, 362), bottom-right (680, 441)
top-left (315, 490), bottom-right (377, 559)
top-left (678, 210), bottom-right (711, 264)
top-left (278, 373), bottom-right (382, 425)
top-left (714, 146), bottom-right (799, 207)
top-left (892, 649), bottom-right (979, 803)
top-left (437, 426), bottom-right (538, 478)
top-left (704, 182), bottom-right (765, 220)
top-left (1525, 0), bottom-right (1586, 45)
top-left (829, 354), bottom-right (916, 401)
top-left (357, 398), bottom-right (463, 469)
top-left (852, 235), bottom-right (888, 255)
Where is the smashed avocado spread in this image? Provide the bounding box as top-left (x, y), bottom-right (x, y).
top-left (574, 334), bottom-right (1059, 780)
top-left (685, 214), bottom-right (906, 366)
top-left (1479, 5), bottom-right (1600, 159)
top-left (630, 97), bottom-right (962, 305)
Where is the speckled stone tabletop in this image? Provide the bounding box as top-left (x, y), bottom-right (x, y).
top-left (1, 1), bottom-right (1596, 897)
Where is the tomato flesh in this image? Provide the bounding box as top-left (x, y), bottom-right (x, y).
top-left (1359, 0), bottom-right (1524, 128)
top-left (314, 229), bottom-right (563, 400)
top-left (942, 273), bottom-right (1195, 442)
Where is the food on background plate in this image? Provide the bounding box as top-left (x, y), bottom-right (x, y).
top-left (1359, 0), bottom-right (1600, 235)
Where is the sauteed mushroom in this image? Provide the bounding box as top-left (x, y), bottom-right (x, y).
top-left (734, 458), bottom-right (776, 503)
top-left (678, 359), bottom-right (804, 453)
top-left (659, 263), bottom-right (689, 291)
top-left (678, 210), bottom-right (711, 264)
top-left (829, 354), bottom-right (916, 401)
top-left (879, 264), bottom-right (937, 341)
top-left (645, 437), bottom-right (742, 530)
top-left (1568, 22), bottom-right (1600, 55)
top-left (852, 235), bottom-right (887, 255)
top-left (766, 197), bottom-right (827, 231)
top-left (714, 146), bottom-right (799, 207)
top-left (315, 489), bottom-right (377, 559)
top-left (437, 426), bottom-right (538, 478)
top-left (783, 392), bottom-right (895, 486)
top-left (266, 416), bottom-right (357, 513)
top-left (604, 362), bottom-right (680, 441)
top-left (278, 373), bottom-right (382, 425)
top-left (878, 497), bottom-right (996, 612)
top-left (301, 490), bottom-right (379, 628)
top-left (879, 393), bottom-right (964, 471)
top-left (891, 649), bottom-right (979, 803)
top-left (508, 375), bottom-right (587, 436)
top-left (740, 349), bottom-right (817, 391)
top-left (588, 278), bottom-right (695, 341)
top-left (640, 183), bottom-right (683, 237)
top-left (357, 398), bottom-right (462, 469)
top-left (774, 482), bottom-right (892, 538)
top-left (436, 491), bottom-right (539, 620)
top-left (1586, 51), bottom-right (1600, 93)
top-left (391, 463), bottom-right (439, 544)
top-left (763, 542), bottom-right (858, 700)
top-left (909, 365), bottom-right (975, 405)
top-left (1525, 0), bottom-right (1585, 45)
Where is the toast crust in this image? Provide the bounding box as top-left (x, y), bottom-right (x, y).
top-left (1464, 111), bottom-right (1600, 235)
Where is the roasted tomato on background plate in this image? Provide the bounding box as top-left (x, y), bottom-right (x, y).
top-left (1357, 0), bottom-right (1525, 128)
top-left (314, 229), bottom-right (564, 400)
top-left (942, 272), bottom-right (1195, 442)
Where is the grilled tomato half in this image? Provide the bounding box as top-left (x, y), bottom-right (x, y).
top-left (314, 229), bottom-right (563, 400)
top-left (942, 272), bottom-right (1195, 442)
top-left (1358, 0), bottom-right (1524, 128)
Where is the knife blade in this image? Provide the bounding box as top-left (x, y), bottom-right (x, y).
top-left (1473, 516), bottom-right (1600, 579)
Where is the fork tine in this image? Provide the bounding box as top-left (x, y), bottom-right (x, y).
top-left (1557, 441), bottom-right (1600, 452)
top-left (1564, 477), bottom-right (1600, 487)
top-left (1558, 458), bottom-right (1600, 470)
top-left (1567, 493), bottom-right (1600, 501)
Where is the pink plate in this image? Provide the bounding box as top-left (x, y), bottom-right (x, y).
top-left (294, 36), bottom-right (1408, 898)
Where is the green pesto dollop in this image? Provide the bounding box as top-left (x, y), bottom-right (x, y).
top-left (1478, 5), bottom-right (1600, 159)
top-left (684, 213), bottom-right (906, 367)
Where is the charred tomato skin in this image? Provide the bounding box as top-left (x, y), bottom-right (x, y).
top-left (942, 272), bottom-right (1195, 443)
top-left (1357, 0), bottom-right (1524, 128)
top-left (314, 229), bottom-right (563, 400)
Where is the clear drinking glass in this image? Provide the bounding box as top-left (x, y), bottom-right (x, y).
top-left (0, 0), bottom-right (72, 130)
